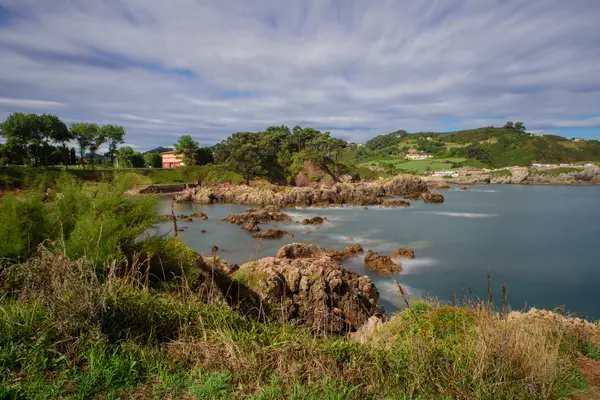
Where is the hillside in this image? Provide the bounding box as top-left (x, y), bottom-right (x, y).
top-left (354, 127), bottom-right (600, 172)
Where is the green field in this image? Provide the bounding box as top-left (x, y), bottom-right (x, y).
top-left (358, 157), bottom-right (470, 173)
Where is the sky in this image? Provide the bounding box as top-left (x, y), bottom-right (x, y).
top-left (1, 0), bottom-right (600, 151)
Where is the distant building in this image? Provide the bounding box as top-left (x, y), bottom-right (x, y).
top-left (573, 137), bottom-right (585, 142)
top-left (426, 137), bottom-right (433, 141)
top-left (406, 153), bottom-right (432, 161)
top-left (161, 151), bottom-right (185, 168)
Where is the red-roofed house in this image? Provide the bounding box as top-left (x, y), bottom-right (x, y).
top-left (161, 151), bottom-right (185, 168)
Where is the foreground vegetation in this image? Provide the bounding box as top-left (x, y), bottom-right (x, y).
top-left (1, 174), bottom-right (599, 399)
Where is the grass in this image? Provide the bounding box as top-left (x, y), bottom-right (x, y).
top-left (358, 157), bottom-right (467, 174)
top-left (1, 173), bottom-right (599, 399)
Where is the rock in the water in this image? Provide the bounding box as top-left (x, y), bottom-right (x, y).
top-left (459, 186), bottom-right (469, 191)
top-left (222, 211), bottom-right (292, 225)
top-left (276, 243), bottom-right (321, 259)
top-left (190, 212), bottom-right (208, 220)
top-left (382, 199), bottom-right (410, 208)
top-left (201, 229), bottom-right (207, 233)
top-left (234, 251), bottom-right (385, 333)
top-left (364, 250), bottom-right (401, 274)
top-left (241, 222), bottom-right (261, 232)
top-left (325, 243), bottom-right (364, 262)
top-left (428, 181), bottom-right (452, 190)
top-left (158, 214), bottom-right (175, 222)
top-left (302, 216), bottom-right (327, 225)
top-left (392, 248), bottom-right (415, 259)
top-left (421, 191), bottom-right (445, 203)
top-left (252, 229), bottom-right (290, 239)
top-left (184, 217), bottom-right (193, 222)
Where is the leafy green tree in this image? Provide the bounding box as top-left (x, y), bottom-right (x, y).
top-left (514, 122), bottom-right (526, 133)
top-left (116, 146), bottom-right (135, 168)
top-left (503, 121), bottom-right (514, 130)
top-left (130, 151), bottom-right (145, 168)
top-left (196, 147), bottom-right (214, 165)
top-left (69, 147), bottom-right (77, 165)
top-left (101, 125), bottom-right (126, 167)
top-left (70, 122), bottom-right (99, 167)
top-left (143, 152), bottom-right (162, 168)
top-left (40, 114), bottom-right (71, 167)
top-left (174, 135), bottom-right (199, 166)
top-left (0, 112), bottom-right (43, 165)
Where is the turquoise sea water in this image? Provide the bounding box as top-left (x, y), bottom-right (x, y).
top-left (158, 185), bottom-right (600, 318)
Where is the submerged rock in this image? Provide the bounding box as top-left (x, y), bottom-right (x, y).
top-left (222, 211), bottom-right (292, 225)
top-left (252, 229), bottom-right (291, 239)
top-left (421, 191), bottom-right (445, 203)
top-left (392, 248), bottom-right (415, 259)
top-left (190, 212), bottom-right (209, 220)
top-left (241, 222), bottom-right (261, 232)
top-left (382, 199), bottom-right (410, 208)
top-left (364, 250), bottom-right (401, 274)
top-left (302, 216), bottom-right (328, 225)
top-left (234, 250), bottom-right (385, 333)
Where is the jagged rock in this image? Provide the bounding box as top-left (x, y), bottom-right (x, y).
top-left (241, 222), bottom-right (261, 232)
top-left (276, 243), bottom-right (322, 259)
top-left (174, 176), bottom-right (430, 207)
top-left (252, 229), bottom-right (290, 239)
top-left (421, 191), bottom-right (445, 203)
top-left (234, 251), bottom-right (385, 333)
top-left (190, 212), bottom-right (208, 220)
top-left (364, 250), bottom-right (401, 274)
top-left (302, 216), bottom-right (327, 225)
top-left (325, 243), bottom-right (364, 262)
top-left (184, 217), bottom-right (193, 222)
top-left (350, 316), bottom-right (384, 344)
top-left (428, 181), bottom-right (452, 190)
top-left (382, 199), bottom-right (410, 208)
top-left (459, 186), bottom-right (469, 191)
top-left (392, 248), bottom-right (415, 259)
top-left (222, 211), bottom-right (292, 225)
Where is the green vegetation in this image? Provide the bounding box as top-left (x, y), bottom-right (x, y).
top-left (0, 174), bottom-right (597, 399)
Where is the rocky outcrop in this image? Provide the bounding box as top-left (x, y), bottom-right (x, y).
top-left (428, 181), bottom-right (452, 190)
top-left (174, 176), bottom-right (430, 207)
top-left (252, 229), bottom-right (291, 239)
top-left (235, 249), bottom-right (385, 333)
top-left (392, 248), bottom-right (415, 259)
top-left (364, 250), bottom-right (401, 274)
top-left (139, 184), bottom-right (199, 194)
top-left (302, 216), bottom-right (327, 225)
top-left (241, 222), bottom-right (261, 232)
top-left (190, 212), bottom-right (208, 220)
top-left (276, 243), bottom-right (322, 259)
top-left (421, 191), bottom-right (445, 203)
top-left (382, 199), bottom-right (410, 208)
top-left (222, 210), bottom-right (292, 225)
top-left (324, 244), bottom-right (364, 262)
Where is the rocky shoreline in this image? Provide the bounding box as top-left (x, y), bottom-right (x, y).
top-left (171, 176), bottom-right (445, 207)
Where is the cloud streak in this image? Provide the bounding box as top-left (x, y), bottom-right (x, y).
top-left (1, 0), bottom-right (599, 149)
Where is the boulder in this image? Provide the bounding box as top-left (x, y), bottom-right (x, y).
top-left (252, 229), bottom-right (290, 239)
top-left (325, 243), bottom-right (364, 262)
top-left (190, 212), bottom-right (208, 220)
top-left (459, 186), bottom-right (469, 191)
top-left (428, 181), bottom-right (452, 190)
top-left (364, 250), bottom-right (401, 274)
top-left (234, 252), bottom-right (385, 333)
top-left (302, 216), bottom-right (327, 225)
top-left (276, 243), bottom-right (321, 259)
top-left (241, 222), bottom-right (261, 232)
top-left (222, 211), bottom-right (292, 225)
top-left (421, 191), bottom-right (445, 203)
top-left (392, 248), bottom-right (415, 259)
top-left (382, 199), bottom-right (410, 208)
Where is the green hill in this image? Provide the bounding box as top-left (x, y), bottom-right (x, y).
top-left (353, 127), bottom-right (600, 171)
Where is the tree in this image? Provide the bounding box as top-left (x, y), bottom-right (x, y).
top-left (503, 121), bottom-right (514, 130)
top-left (0, 112), bottom-right (42, 165)
top-left (130, 151), bottom-right (145, 168)
top-left (40, 114), bottom-right (71, 168)
top-left (70, 122), bottom-right (99, 168)
top-left (174, 135), bottom-right (199, 166)
top-left (89, 130), bottom-right (107, 168)
top-left (116, 146), bottom-right (135, 168)
top-left (143, 152), bottom-right (162, 168)
top-left (514, 122), bottom-right (526, 133)
top-left (69, 147), bottom-right (77, 165)
top-left (101, 125), bottom-right (126, 167)
top-left (195, 147), bottom-right (214, 165)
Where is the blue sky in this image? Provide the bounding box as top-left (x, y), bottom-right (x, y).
top-left (1, 0), bottom-right (599, 150)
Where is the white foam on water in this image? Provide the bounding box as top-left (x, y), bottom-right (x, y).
top-left (375, 280), bottom-right (423, 307)
top-left (418, 211), bottom-right (498, 218)
top-left (398, 257), bottom-right (439, 274)
top-left (469, 189), bottom-right (498, 193)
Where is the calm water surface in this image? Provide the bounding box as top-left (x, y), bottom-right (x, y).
top-left (158, 185), bottom-right (600, 317)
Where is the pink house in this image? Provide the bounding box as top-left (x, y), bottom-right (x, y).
top-left (161, 151), bottom-right (185, 168)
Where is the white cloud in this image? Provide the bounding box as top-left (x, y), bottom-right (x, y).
top-left (0, 97), bottom-right (64, 108)
top-left (0, 0), bottom-right (599, 149)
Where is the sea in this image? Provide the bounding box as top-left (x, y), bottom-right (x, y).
top-left (157, 184), bottom-right (600, 318)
